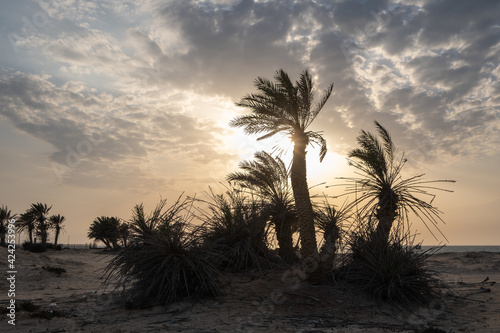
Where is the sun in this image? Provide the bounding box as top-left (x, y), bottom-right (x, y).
top-left (306, 148), bottom-right (348, 187)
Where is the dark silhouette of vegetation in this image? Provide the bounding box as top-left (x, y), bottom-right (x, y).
top-left (118, 222), bottom-right (130, 248)
top-left (48, 214), bottom-right (66, 247)
top-left (22, 241), bottom-right (48, 253)
top-left (227, 151), bottom-right (298, 263)
top-left (333, 121), bottom-right (454, 305)
top-left (10, 203), bottom-right (65, 251)
top-left (340, 120), bottom-right (455, 244)
top-left (196, 184), bottom-right (275, 271)
top-left (18, 211), bottom-right (36, 244)
top-left (88, 216), bottom-right (122, 250)
top-left (314, 198), bottom-right (352, 274)
top-left (28, 203), bottom-right (52, 246)
top-left (0, 205), bottom-right (17, 247)
top-left (231, 69), bottom-right (334, 280)
top-left (340, 221), bottom-right (441, 305)
top-left (42, 265), bottom-right (66, 276)
top-left (103, 197), bottom-right (222, 307)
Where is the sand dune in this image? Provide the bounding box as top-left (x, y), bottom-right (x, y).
top-left (1, 248), bottom-right (499, 332)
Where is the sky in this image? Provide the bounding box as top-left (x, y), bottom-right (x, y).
top-left (0, 0), bottom-right (499, 246)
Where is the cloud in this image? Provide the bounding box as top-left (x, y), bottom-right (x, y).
top-left (327, 0), bottom-right (500, 163)
top-left (0, 71), bottom-right (236, 189)
top-left (3, 0), bottom-right (500, 172)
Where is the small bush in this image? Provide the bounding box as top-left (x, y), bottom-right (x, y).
top-left (103, 197), bottom-right (223, 307)
top-left (42, 266), bottom-right (66, 276)
top-left (196, 185), bottom-right (275, 272)
top-left (19, 300), bottom-right (40, 312)
top-left (339, 226), bottom-right (440, 306)
top-left (22, 242), bottom-right (47, 253)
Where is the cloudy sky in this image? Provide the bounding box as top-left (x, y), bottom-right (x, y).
top-left (1, 0), bottom-right (499, 245)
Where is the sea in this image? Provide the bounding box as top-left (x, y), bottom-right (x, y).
top-left (420, 245), bottom-right (500, 253)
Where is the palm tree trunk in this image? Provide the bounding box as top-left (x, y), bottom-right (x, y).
top-left (0, 222), bottom-right (6, 246)
top-left (274, 218), bottom-right (297, 263)
top-left (375, 190), bottom-right (398, 244)
top-left (40, 223), bottom-right (48, 246)
top-left (54, 229), bottom-right (60, 246)
top-left (291, 133), bottom-right (319, 270)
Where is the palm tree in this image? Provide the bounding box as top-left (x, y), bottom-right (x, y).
top-left (0, 205), bottom-right (17, 246)
top-left (17, 211), bottom-right (36, 244)
top-left (28, 203), bottom-right (52, 246)
top-left (231, 69), bottom-right (333, 275)
top-left (344, 121), bottom-right (454, 244)
top-left (49, 214), bottom-right (66, 247)
top-left (118, 222), bottom-right (130, 248)
top-left (315, 198), bottom-right (352, 272)
top-left (227, 151), bottom-right (298, 263)
top-left (88, 216), bottom-right (121, 249)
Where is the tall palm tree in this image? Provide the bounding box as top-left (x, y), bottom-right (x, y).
top-left (28, 203), bottom-right (52, 246)
top-left (227, 151), bottom-right (298, 263)
top-left (344, 121), bottom-right (454, 244)
top-left (231, 69), bottom-right (333, 273)
top-left (17, 211), bottom-right (36, 244)
top-left (49, 214), bottom-right (66, 247)
top-left (0, 205), bottom-right (17, 246)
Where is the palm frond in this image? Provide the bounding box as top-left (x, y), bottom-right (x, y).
top-left (307, 131), bottom-right (328, 162)
top-left (231, 68), bottom-right (333, 154)
top-left (341, 121), bottom-right (455, 243)
top-left (374, 120), bottom-right (395, 164)
top-left (310, 83), bottom-right (334, 125)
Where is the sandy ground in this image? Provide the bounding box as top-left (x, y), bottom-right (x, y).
top-left (1, 248), bottom-right (499, 332)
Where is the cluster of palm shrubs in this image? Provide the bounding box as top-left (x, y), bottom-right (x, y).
top-left (102, 198), bottom-right (222, 307)
top-left (0, 203), bottom-right (66, 252)
top-left (98, 69), bottom-right (453, 308)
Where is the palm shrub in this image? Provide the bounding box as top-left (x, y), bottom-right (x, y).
top-left (315, 198), bottom-right (352, 274)
top-left (196, 184), bottom-right (274, 272)
top-left (335, 121), bottom-right (452, 304)
top-left (103, 197), bottom-right (222, 307)
top-left (342, 219), bottom-right (441, 305)
top-left (88, 216), bottom-right (121, 249)
top-left (227, 151), bottom-right (298, 263)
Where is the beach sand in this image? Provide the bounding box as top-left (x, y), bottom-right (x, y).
top-left (1, 247), bottom-right (499, 332)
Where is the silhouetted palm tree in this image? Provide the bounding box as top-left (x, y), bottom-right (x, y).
top-left (28, 203), bottom-right (52, 246)
top-left (0, 205), bottom-right (17, 246)
top-left (88, 216), bottom-right (121, 249)
top-left (196, 184), bottom-right (272, 271)
top-left (315, 198), bottom-right (352, 273)
top-left (49, 214), bottom-right (66, 247)
top-left (17, 211), bottom-right (36, 244)
top-left (227, 151), bottom-right (298, 263)
top-left (231, 69), bottom-right (333, 274)
top-left (118, 222), bottom-right (130, 248)
top-left (344, 121), bottom-right (454, 244)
